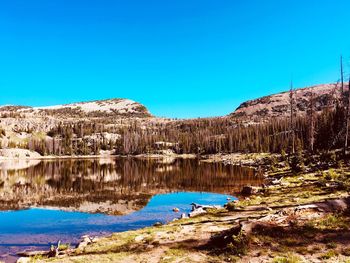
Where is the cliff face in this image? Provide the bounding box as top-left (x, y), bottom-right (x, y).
top-left (231, 83), bottom-right (348, 120)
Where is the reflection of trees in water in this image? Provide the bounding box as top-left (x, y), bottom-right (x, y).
top-left (115, 158), bottom-right (263, 194)
top-left (0, 158), bottom-right (263, 213)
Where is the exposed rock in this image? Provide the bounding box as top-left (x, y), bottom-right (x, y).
top-left (0, 148), bottom-right (41, 159)
top-left (76, 235), bottom-right (93, 249)
top-left (231, 83), bottom-right (348, 120)
top-left (16, 257), bottom-right (31, 263)
top-left (190, 203), bottom-right (222, 211)
top-left (1, 98), bottom-right (152, 118)
top-left (316, 198), bottom-right (350, 212)
top-left (153, 222), bottom-right (163, 227)
top-left (188, 203), bottom-right (223, 217)
top-left (180, 213), bottom-right (188, 219)
top-left (271, 178), bottom-right (282, 185)
top-left (134, 235), bottom-right (144, 242)
top-left (189, 207), bottom-right (207, 218)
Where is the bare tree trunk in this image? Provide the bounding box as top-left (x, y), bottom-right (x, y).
top-left (345, 77), bottom-right (350, 156)
top-left (309, 89), bottom-right (315, 153)
top-left (341, 55), bottom-right (344, 96)
top-left (289, 81), bottom-right (295, 154)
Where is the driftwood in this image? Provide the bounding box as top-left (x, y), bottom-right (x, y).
top-left (17, 240), bottom-right (61, 258)
top-left (190, 203), bottom-right (222, 211)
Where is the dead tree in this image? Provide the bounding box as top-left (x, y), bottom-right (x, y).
top-left (345, 77), bottom-right (350, 156)
top-left (308, 89), bottom-right (316, 153)
top-left (341, 56), bottom-right (344, 96)
top-left (289, 81), bottom-right (295, 154)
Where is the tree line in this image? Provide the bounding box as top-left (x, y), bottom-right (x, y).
top-left (17, 57), bottom-right (350, 157)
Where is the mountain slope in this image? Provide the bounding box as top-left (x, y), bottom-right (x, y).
top-left (231, 83), bottom-right (348, 119)
top-left (0, 98), bottom-right (151, 118)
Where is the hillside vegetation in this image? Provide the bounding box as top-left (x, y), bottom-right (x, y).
top-left (0, 83), bottom-right (350, 159)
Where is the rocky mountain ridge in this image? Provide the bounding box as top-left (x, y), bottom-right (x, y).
top-left (0, 98), bottom-right (151, 119)
top-left (231, 83), bottom-right (349, 120)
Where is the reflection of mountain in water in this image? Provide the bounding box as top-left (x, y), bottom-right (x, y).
top-left (0, 158), bottom-right (263, 214)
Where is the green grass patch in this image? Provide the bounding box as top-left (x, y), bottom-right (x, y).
top-left (271, 253), bottom-right (302, 263)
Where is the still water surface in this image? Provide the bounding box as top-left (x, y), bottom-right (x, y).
top-left (0, 157), bottom-right (263, 261)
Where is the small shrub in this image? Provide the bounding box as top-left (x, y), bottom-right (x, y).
top-left (58, 243), bottom-right (70, 250)
top-left (316, 214), bottom-right (347, 230)
top-left (226, 230), bottom-right (249, 256)
top-left (320, 151), bottom-right (337, 167)
top-left (31, 254), bottom-right (44, 261)
top-left (319, 250), bottom-right (338, 259)
top-left (295, 246), bottom-right (308, 255)
top-left (337, 159), bottom-right (345, 169)
top-left (270, 156), bottom-right (279, 172)
top-left (225, 202), bottom-right (236, 212)
top-left (281, 149), bottom-right (287, 161)
top-left (328, 169), bottom-right (338, 180)
top-left (289, 144), bottom-right (304, 174)
top-left (326, 242), bottom-right (337, 249)
top-left (272, 253), bottom-right (302, 263)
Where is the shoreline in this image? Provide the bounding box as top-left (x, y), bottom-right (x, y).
top-left (0, 150), bottom-right (268, 166)
top-left (12, 153), bottom-right (350, 262)
top-left (0, 151), bottom-right (197, 161)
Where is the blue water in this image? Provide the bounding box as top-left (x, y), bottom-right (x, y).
top-left (0, 191), bottom-right (235, 260)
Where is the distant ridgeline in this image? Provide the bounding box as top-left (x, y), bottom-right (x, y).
top-left (0, 98), bottom-right (151, 118)
top-left (231, 83), bottom-right (348, 120)
top-left (0, 83), bottom-right (349, 156)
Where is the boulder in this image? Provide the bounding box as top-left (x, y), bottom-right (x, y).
top-left (16, 258), bottom-right (31, 263)
top-left (153, 222), bottom-right (163, 227)
top-left (180, 213), bottom-right (188, 219)
top-left (189, 207), bottom-right (207, 217)
top-left (134, 235), bottom-right (144, 242)
top-left (76, 235), bottom-right (92, 249)
top-left (241, 185), bottom-right (258, 196)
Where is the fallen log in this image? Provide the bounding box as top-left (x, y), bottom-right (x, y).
top-left (17, 240), bottom-right (61, 258)
top-left (17, 250), bottom-right (50, 257)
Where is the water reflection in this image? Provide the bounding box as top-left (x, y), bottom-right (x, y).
top-left (0, 158), bottom-right (264, 261)
top-left (0, 158), bottom-right (263, 214)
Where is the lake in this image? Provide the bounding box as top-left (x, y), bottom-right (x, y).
top-left (0, 157), bottom-right (263, 262)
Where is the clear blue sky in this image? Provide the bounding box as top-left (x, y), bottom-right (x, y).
top-left (0, 0), bottom-right (350, 118)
